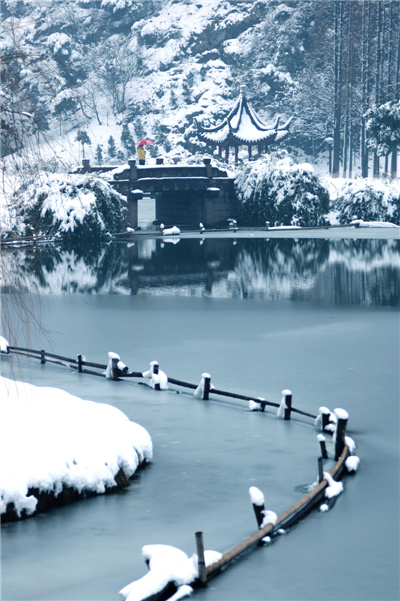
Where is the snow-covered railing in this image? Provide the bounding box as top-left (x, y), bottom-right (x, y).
top-left (204, 442), bottom-right (350, 583)
top-left (6, 346), bottom-right (315, 419)
top-left (119, 432), bottom-right (358, 601)
top-left (5, 343), bottom-right (359, 600)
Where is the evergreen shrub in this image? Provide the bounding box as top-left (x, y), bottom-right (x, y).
top-left (15, 173), bottom-right (127, 246)
top-left (335, 179), bottom-right (400, 225)
top-left (235, 157), bottom-right (329, 227)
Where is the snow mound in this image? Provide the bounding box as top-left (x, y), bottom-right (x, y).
top-left (120, 544), bottom-right (222, 601)
top-left (0, 377), bottom-right (152, 518)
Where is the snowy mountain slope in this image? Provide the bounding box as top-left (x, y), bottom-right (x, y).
top-left (1, 0), bottom-right (307, 166)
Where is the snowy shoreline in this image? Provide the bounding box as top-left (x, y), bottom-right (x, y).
top-left (0, 377), bottom-right (153, 522)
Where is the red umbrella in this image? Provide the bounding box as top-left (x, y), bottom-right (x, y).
top-left (136, 139), bottom-right (155, 146)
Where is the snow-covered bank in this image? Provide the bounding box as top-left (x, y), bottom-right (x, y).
top-left (0, 377), bottom-right (152, 521)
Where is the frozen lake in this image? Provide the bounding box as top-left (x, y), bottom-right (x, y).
top-left (1, 231), bottom-right (399, 601)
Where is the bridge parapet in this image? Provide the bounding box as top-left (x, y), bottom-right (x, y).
top-left (72, 157), bottom-right (237, 228)
top-left (112, 158), bottom-right (229, 182)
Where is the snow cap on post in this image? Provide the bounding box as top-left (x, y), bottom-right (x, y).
top-left (0, 336), bottom-right (10, 354)
top-left (106, 351), bottom-right (120, 379)
top-left (194, 373), bottom-right (211, 400)
top-left (249, 486), bottom-right (264, 507)
top-left (249, 486), bottom-right (265, 528)
top-left (277, 389), bottom-right (292, 419)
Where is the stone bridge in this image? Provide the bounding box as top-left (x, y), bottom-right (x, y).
top-left (77, 158), bottom-right (237, 228)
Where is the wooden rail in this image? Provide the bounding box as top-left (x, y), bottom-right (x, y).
top-left (204, 444), bottom-right (349, 582)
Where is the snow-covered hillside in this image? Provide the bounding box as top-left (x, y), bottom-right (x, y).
top-left (1, 0), bottom-right (399, 236)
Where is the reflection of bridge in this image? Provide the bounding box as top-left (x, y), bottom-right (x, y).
top-left (76, 158), bottom-right (236, 228)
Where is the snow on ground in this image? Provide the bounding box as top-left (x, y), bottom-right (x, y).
top-left (0, 376), bottom-right (152, 518)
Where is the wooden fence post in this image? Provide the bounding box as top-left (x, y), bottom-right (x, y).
top-left (77, 354), bottom-right (83, 373)
top-left (283, 390), bottom-right (292, 420)
top-left (320, 407), bottom-right (332, 430)
top-left (111, 357), bottom-right (119, 380)
top-left (318, 434), bottom-right (328, 459)
top-left (249, 487), bottom-right (265, 528)
top-left (195, 531), bottom-right (207, 586)
top-left (40, 350), bottom-right (46, 364)
top-left (152, 362), bottom-right (161, 390)
top-left (334, 409), bottom-right (349, 460)
top-left (318, 456), bottom-right (324, 483)
top-left (203, 374), bottom-right (211, 400)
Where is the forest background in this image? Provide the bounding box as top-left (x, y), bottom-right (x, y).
top-left (2, 0), bottom-right (399, 176)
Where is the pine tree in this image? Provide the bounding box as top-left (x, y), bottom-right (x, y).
top-left (75, 130), bottom-right (91, 158)
top-left (365, 101), bottom-right (400, 168)
top-left (120, 123), bottom-right (136, 156)
top-left (107, 135), bottom-right (116, 158)
top-left (95, 144), bottom-right (103, 165)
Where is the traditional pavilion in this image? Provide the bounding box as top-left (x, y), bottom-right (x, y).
top-left (197, 85), bottom-right (293, 162)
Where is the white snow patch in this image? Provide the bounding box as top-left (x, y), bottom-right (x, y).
top-left (277, 389), bottom-right (291, 418)
top-left (249, 486), bottom-right (264, 507)
top-left (345, 456), bottom-right (360, 473)
top-left (142, 361), bottom-right (168, 390)
top-left (194, 373), bottom-right (211, 398)
top-left (119, 544), bottom-right (221, 601)
top-left (106, 351), bottom-right (121, 379)
top-left (345, 436), bottom-right (356, 454)
top-left (0, 336), bottom-right (10, 353)
top-left (260, 510), bottom-right (277, 528)
top-left (323, 472), bottom-right (343, 499)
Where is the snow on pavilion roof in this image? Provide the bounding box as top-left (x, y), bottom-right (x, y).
top-left (197, 87), bottom-right (292, 146)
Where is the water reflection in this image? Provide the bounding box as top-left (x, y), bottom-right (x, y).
top-left (1, 237), bottom-right (399, 306)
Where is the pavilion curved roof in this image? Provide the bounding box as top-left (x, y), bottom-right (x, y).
top-left (197, 87), bottom-right (292, 146)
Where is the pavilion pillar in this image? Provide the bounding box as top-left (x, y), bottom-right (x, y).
top-left (248, 145), bottom-right (252, 159)
top-left (235, 145), bottom-right (239, 163)
top-left (225, 146), bottom-right (229, 161)
top-left (218, 145), bottom-right (222, 159)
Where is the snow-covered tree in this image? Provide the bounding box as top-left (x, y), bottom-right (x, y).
top-left (7, 173), bottom-right (127, 245)
top-left (95, 144), bottom-right (103, 165)
top-left (335, 179), bottom-right (400, 225)
top-left (235, 156), bottom-right (329, 227)
top-left (365, 101), bottom-right (400, 178)
top-left (107, 136), bottom-right (117, 159)
top-left (75, 130), bottom-right (91, 158)
top-left (120, 124), bottom-right (136, 156)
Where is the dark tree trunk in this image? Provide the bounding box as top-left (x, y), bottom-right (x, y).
top-left (332, 1), bottom-right (344, 177)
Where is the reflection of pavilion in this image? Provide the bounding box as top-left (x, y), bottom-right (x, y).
top-left (197, 85), bottom-right (292, 162)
